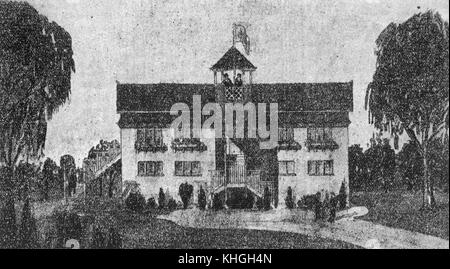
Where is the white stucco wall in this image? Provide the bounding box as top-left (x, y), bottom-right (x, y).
top-left (121, 125), bottom-right (349, 207)
top-left (121, 128), bottom-right (216, 202)
top-left (277, 127), bottom-right (349, 207)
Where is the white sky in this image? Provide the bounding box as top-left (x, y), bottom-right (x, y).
top-left (23, 0), bottom-right (449, 166)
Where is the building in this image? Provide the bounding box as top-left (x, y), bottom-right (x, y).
top-left (117, 46), bottom-right (353, 208)
top-left (82, 140), bottom-right (122, 198)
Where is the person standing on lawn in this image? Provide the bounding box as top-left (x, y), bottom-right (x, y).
top-left (328, 193), bottom-right (338, 223)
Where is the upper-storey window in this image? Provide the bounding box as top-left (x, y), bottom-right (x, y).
top-left (279, 127), bottom-right (294, 142)
top-left (137, 128), bottom-right (163, 146)
top-left (307, 127), bottom-right (333, 142)
top-left (278, 127), bottom-right (302, 151)
top-left (306, 127), bottom-right (338, 151)
top-left (135, 128), bottom-right (167, 152)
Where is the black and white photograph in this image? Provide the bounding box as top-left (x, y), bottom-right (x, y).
top-left (0, 0), bottom-right (448, 253)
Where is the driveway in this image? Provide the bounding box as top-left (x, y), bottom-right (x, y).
top-left (158, 208), bottom-right (449, 249)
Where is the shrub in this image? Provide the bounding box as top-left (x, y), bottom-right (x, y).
top-left (338, 181), bottom-right (347, 209)
top-left (146, 197), bottom-right (157, 210)
top-left (125, 192), bottom-right (146, 213)
top-left (212, 193), bottom-right (223, 210)
top-left (285, 187), bottom-right (295, 209)
top-left (299, 194), bottom-right (317, 210)
top-left (198, 186), bottom-right (207, 210)
top-left (263, 187), bottom-right (271, 210)
top-left (158, 188), bottom-right (166, 209)
top-left (52, 209), bottom-right (83, 248)
top-left (106, 227), bottom-right (122, 249)
top-left (179, 182), bottom-right (194, 209)
top-left (167, 198), bottom-right (177, 211)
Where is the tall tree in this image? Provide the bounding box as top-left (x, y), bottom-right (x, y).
top-left (0, 1), bottom-right (75, 247)
top-left (60, 155), bottom-right (76, 198)
top-left (365, 11), bottom-right (449, 209)
top-left (348, 144), bottom-right (366, 191)
top-left (42, 158), bottom-right (59, 201)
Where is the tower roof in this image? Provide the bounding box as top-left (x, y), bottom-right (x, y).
top-left (211, 47), bottom-right (257, 72)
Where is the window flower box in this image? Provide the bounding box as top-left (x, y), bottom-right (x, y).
top-left (305, 138), bottom-right (339, 152)
top-left (278, 140), bottom-right (302, 151)
top-left (171, 138), bottom-right (207, 153)
top-left (134, 141), bottom-right (168, 153)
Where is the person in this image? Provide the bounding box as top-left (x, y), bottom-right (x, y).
top-left (234, 73), bottom-right (243, 87)
top-left (328, 193), bottom-right (338, 223)
top-left (222, 73), bottom-right (233, 87)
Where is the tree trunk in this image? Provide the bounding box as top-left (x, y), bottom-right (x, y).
top-left (0, 166), bottom-right (17, 248)
top-left (422, 146), bottom-right (436, 209)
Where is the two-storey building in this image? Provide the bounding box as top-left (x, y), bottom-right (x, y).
top-left (116, 46), bottom-right (353, 208)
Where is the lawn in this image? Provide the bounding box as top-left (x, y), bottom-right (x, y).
top-left (350, 190), bottom-right (449, 240)
top-left (118, 213), bottom-right (359, 249)
top-left (35, 197), bottom-right (358, 249)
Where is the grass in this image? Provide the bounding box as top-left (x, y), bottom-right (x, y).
top-left (63, 197), bottom-right (359, 249)
top-left (118, 213), bottom-right (359, 249)
top-left (350, 189), bottom-right (449, 240)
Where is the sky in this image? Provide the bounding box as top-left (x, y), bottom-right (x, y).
top-left (21, 0), bottom-right (449, 166)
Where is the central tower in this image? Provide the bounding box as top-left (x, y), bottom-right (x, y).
top-left (210, 46), bottom-right (257, 103)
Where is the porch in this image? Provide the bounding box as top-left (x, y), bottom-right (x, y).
top-left (209, 167), bottom-right (277, 207)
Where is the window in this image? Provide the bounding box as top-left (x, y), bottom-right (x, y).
top-left (137, 161), bottom-right (163, 177)
top-left (308, 160), bottom-right (334, 176)
top-left (307, 127), bottom-right (332, 142)
top-left (279, 127), bottom-right (295, 142)
top-left (279, 161), bottom-right (296, 175)
top-left (175, 161), bottom-right (202, 176)
top-left (136, 128), bottom-right (163, 146)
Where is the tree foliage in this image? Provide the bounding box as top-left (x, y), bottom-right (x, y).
top-left (42, 158), bottom-right (61, 200)
top-left (179, 182), bottom-right (193, 209)
top-left (0, 1), bottom-right (76, 166)
top-left (60, 155), bottom-right (76, 197)
top-left (197, 186), bottom-right (207, 210)
top-left (365, 11), bottom-right (449, 208)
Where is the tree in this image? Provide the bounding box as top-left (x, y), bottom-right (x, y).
top-left (60, 155), bottom-right (76, 198)
top-left (178, 182), bottom-right (193, 209)
top-left (397, 141), bottom-right (423, 191)
top-left (18, 198), bottom-right (38, 248)
top-left (263, 186), bottom-right (271, 211)
top-left (0, 1), bottom-right (75, 247)
top-left (42, 158), bottom-right (59, 201)
top-left (198, 186), bottom-right (207, 210)
top-left (365, 11), bottom-right (448, 209)
top-left (348, 144), bottom-right (367, 191)
top-left (158, 188), bottom-right (165, 209)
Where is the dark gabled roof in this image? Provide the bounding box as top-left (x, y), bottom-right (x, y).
top-left (251, 82), bottom-right (353, 112)
top-left (116, 81), bottom-right (353, 113)
top-left (116, 83), bottom-right (216, 112)
top-left (211, 47), bottom-right (257, 71)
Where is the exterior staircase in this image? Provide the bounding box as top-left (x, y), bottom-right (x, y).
top-left (209, 168), bottom-right (276, 208)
